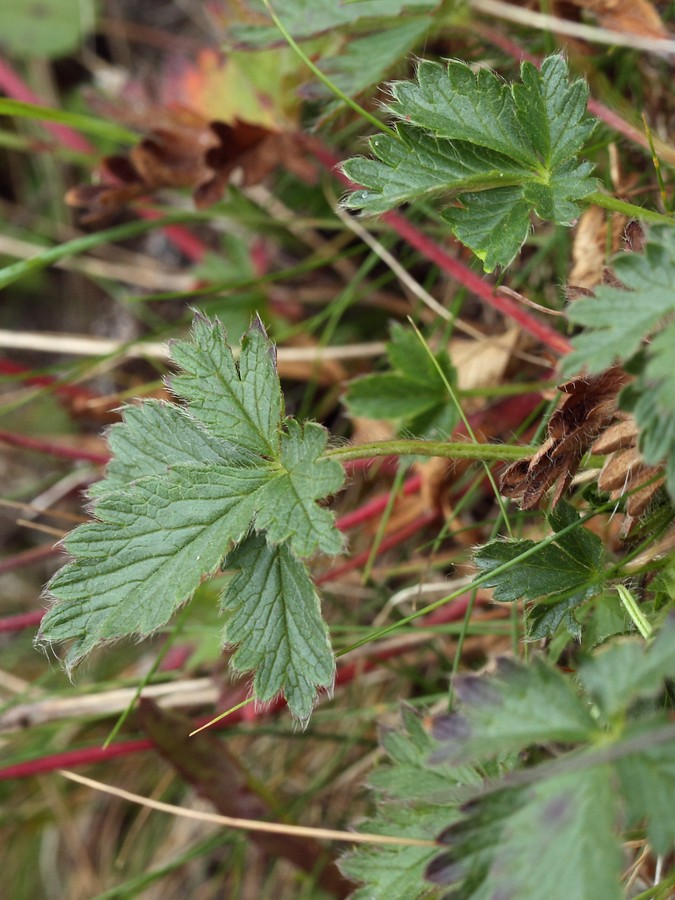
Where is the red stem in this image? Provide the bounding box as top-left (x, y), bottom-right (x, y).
top-left (384, 210), bottom-right (572, 355)
top-left (0, 545), bottom-right (59, 579)
top-left (0, 358), bottom-right (107, 406)
top-left (309, 142), bottom-right (571, 356)
top-left (137, 208), bottom-right (209, 263)
top-left (0, 429), bottom-right (109, 464)
top-left (335, 474), bottom-right (422, 531)
top-left (0, 587), bottom-right (477, 781)
top-left (0, 609), bottom-right (46, 633)
top-left (317, 510), bottom-right (439, 585)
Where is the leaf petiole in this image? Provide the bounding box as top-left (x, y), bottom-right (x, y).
top-left (586, 191), bottom-right (675, 227)
top-left (323, 439), bottom-right (538, 464)
top-left (261, 0), bottom-right (397, 139)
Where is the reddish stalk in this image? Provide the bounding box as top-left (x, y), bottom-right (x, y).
top-left (0, 429), bottom-right (108, 464)
top-left (383, 210), bottom-right (572, 355)
top-left (0, 546), bottom-right (58, 580)
top-left (0, 358), bottom-right (107, 406)
top-left (317, 510), bottom-right (439, 585)
top-left (335, 474), bottom-right (422, 531)
top-left (137, 207), bottom-right (209, 262)
top-left (0, 609), bottom-right (46, 634)
top-left (0, 587), bottom-right (477, 781)
top-left (308, 142), bottom-right (571, 357)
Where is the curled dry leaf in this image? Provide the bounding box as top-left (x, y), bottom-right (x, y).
top-left (569, 210), bottom-right (644, 290)
top-left (526, 0), bottom-right (670, 41)
top-left (569, 207), bottom-right (626, 289)
top-left (515, 215), bottom-right (664, 520)
top-left (574, 0), bottom-right (670, 39)
top-left (500, 367), bottom-right (629, 509)
top-left (592, 416), bottom-right (665, 523)
top-left (66, 107), bottom-right (313, 224)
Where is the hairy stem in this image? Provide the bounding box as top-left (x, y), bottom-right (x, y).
top-left (616, 584), bottom-right (653, 640)
top-left (324, 440), bottom-right (537, 463)
top-left (587, 191), bottom-right (675, 226)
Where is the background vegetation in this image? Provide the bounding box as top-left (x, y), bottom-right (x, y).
top-left (1, 1), bottom-right (674, 897)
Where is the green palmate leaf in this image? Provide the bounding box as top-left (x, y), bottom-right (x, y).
top-left (39, 316), bottom-right (344, 716)
top-left (170, 314), bottom-right (282, 458)
top-left (89, 401), bottom-right (244, 497)
top-left (340, 708), bottom-right (480, 900)
top-left (342, 55), bottom-right (597, 270)
top-left (433, 657), bottom-right (595, 765)
top-left (564, 227), bottom-right (675, 501)
top-left (473, 502), bottom-right (604, 638)
top-left (250, 419), bottom-right (344, 556)
top-left (424, 622), bottom-right (675, 898)
top-left (343, 805), bottom-right (447, 900)
top-left (345, 323), bottom-right (458, 437)
top-left (41, 465), bottom-right (269, 664)
top-left (427, 768), bottom-right (623, 900)
top-left (564, 229), bottom-right (675, 374)
top-left (616, 732), bottom-right (675, 856)
top-left (578, 613), bottom-right (675, 718)
top-left (220, 535), bottom-right (334, 720)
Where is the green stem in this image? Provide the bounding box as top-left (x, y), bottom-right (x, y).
top-left (616, 584), bottom-right (653, 640)
top-left (337, 504), bottom-right (604, 656)
top-left (324, 440), bottom-right (537, 463)
top-left (261, 0), bottom-right (397, 139)
top-left (0, 211), bottom-right (213, 291)
top-left (0, 98), bottom-right (137, 143)
top-left (586, 191), bottom-right (675, 227)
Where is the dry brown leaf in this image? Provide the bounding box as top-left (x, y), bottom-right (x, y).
top-left (66, 109), bottom-right (313, 224)
top-left (592, 418), bottom-right (666, 520)
top-left (576, 0), bottom-right (669, 39)
top-left (500, 367), bottom-right (629, 509)
top-left (450, 327), bottom-right (520, 393)
top-left (569, 207), bottom-right (627, 288)
top-left (527, 0), bottom-right (670, 40)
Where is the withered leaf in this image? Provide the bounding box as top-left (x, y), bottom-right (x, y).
top-left (593, 419), bottom-right (666, 520)
top-left (501, 368), bottom-right (629, 509)
top-left (66, 107), bottom-right (311, 224)
top-left (538, 0), bottom-right (669, 42)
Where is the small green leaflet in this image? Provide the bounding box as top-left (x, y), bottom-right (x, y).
top-left (220, 536), bottom-right (334, 721)
top-left (344, 323), bottom-right (458, 437)
top-left (427, 617), bottom-right (675, 897)
top-left (39, 315), bottom-right (344, 719)
top-left (342, 55), bottom-right (597, 271)
top-left (564, 226), bottom-right (675, 503)
top-left (432, 657), bottom-right (596, 764)
top-left (473, 502), bottom-right (604, 639)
